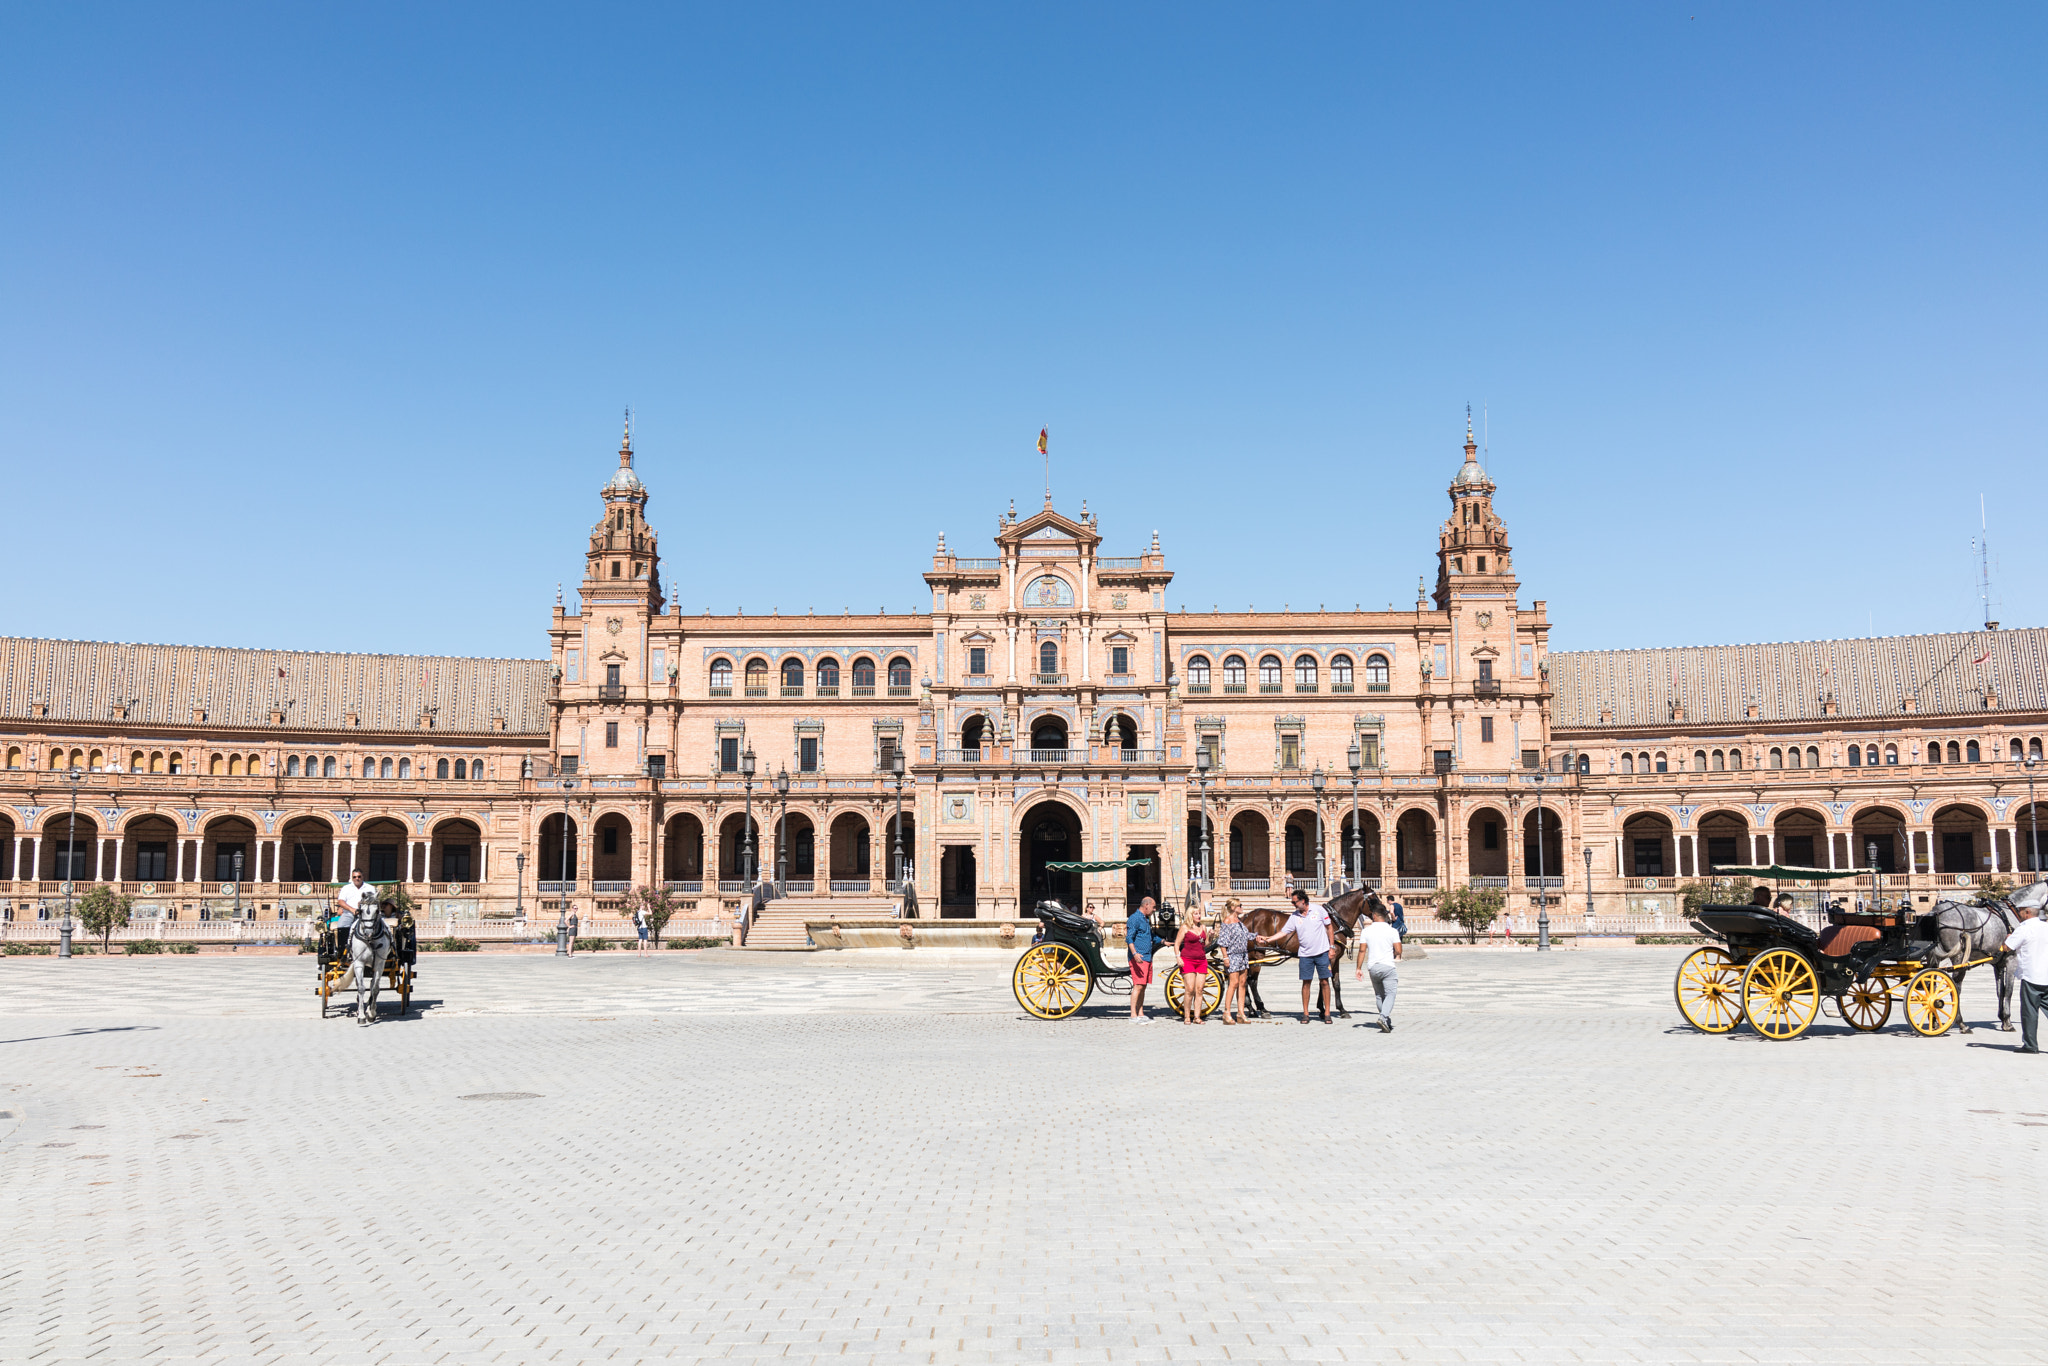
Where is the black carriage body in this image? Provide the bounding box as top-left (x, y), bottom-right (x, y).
top-left (1693, 904), bottom-right (1939, 993)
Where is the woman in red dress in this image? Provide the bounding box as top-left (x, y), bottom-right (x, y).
top-left (1175, 908), bottom-right (1212, 1024)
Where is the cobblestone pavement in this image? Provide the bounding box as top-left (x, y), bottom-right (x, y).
top-left (4, 948), bottom-right (2045, 1364)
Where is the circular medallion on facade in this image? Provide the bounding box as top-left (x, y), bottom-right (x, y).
top-left (141, 882), bottom-right (157, 896)
top-left (605, 616), bottom-right (623, 635)
top-left (1955, 873), bottom-right (1972, 886)
top-left (1641, 878), bottom-right (1658, 890)
top-left (59, 881), bottom-right (73, 896)
top-left (448, 882), bottom-right (461, 894)
top-left (298, 882), bottom-right (313, 895)
top-left (221, 883), bottom-right (236, 896)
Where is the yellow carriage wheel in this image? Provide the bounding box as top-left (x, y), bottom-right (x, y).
top-left (1741, 947), bottom-right (1820, 1040)
top-left (1903, 968), bottom-right (1959, 1037)
top-left (1164, 966), bottom-right (1225, 1019)
top-left (1837, 981), bottom-right (1892, 1032)
top-left (1673, 947), bottom-right (1745, 1034)
top-left (1012, 942), bottom-right (1092, 1020)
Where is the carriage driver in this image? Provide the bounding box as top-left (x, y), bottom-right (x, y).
top-left (333, 868), bottom-right (374, 931)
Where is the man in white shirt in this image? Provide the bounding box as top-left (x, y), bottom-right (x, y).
top-left (1259, 888), bottom-right (1334, 1024)
top-left (2003, 899), bottom-right (2048, 1054)
top-left (1356, 906), bottom-right (1404, 1033)
top-left (333, 869), bottom-right (373, 932)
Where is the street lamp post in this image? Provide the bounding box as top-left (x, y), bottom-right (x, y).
top-left (1583, 845), bottom-right (1595, 928)
top-left (740, 745), bottom-right (757, 884)
top-left (2026, 755), bottom-right (2041, 881)
top-left (1195, 746), bottom-right (1213, 889)
top-left (889, 748), bottom-right (907, 895)
top-left (231, 848), bottom-right (244, 922)
top-left (1346, 741), bottom-right (1364, 886)
top-left (1533, 771), bottom-right (1550, 951)
top-left (774, 765), bottom-right (791, 892)
top-left (515, 852), bottom-right (526, 923)
top-left (556, 779), bottom-right (577, 956)
top-left (59, 765), bottom-right (84, 958)
top-left (1310, 764), bottom-right (1327, 892)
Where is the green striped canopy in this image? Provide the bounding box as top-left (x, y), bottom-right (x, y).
top-left (1711, 865), bottom-right (1865, 880)
top-left (1043, 859), bottom-right (1153, 872)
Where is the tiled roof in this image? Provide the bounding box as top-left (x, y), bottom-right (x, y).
top-left (1551, 627), bottom-right (2048, 730)
top-left (0, 638), bottom-right (548, 735)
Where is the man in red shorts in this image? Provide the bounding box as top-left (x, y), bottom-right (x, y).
top-left (1126, 896), bottom-right (1159, 1021)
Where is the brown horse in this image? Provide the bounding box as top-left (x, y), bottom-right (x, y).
top-left (1241, 888), bottom-right (1380, 1019)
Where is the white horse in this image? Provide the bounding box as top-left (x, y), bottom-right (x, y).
top-left (1926, 880), bottom-right (2045, 1033)
top-left (348, 891), bottom-right (394, 1026)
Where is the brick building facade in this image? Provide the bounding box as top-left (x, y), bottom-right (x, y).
top-left (3, 422), bottom-right (2044, 931)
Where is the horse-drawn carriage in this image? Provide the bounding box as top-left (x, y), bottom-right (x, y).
top-left (1011, 897), bottom-right (1227, 1020)
top-left (1010, 860), bottom-right (1381, 1020)
top-left (312, 880), bottom-right (418, 1023)
top-left (1673, 864), bottom-right (2033, 1040)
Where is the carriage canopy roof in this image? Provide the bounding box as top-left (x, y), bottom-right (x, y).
top-left (1043, 859), bottom-right (1153, 872)
top-left (1711, 865), bottom-right (1865, 880)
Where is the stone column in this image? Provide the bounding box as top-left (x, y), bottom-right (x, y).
top-left (30, 835), bottom-right (42, 882)
top-left (112, 837), bottom-right (124, 883)
top-left (93, 837), bottom-right (104, 881)
top-left (10, 834), bottom-right (21, 882)
top-left (332, 838), bottom-right (345, 883)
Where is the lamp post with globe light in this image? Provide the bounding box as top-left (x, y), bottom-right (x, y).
top-left (1346, 741), bottom-right (1364, 886)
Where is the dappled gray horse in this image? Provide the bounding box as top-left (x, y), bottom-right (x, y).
top-left (1925, 880), bottom-right (2043, 1033)
top-left (349, 891), bottom-right (394, 1026)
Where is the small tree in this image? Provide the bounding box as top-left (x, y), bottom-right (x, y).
top-left (1438, 884), bottom-right (1505, 944)
top-left (1973, 874), bottom-right (2016, 902)
top-left (632, 884), bottom-right (677, 946)
top-left (1680, 877), bottom-right (1753, 916)
top-left (77, 885), bottom-right (134, 952)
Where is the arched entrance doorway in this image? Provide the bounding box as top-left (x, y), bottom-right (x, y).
top-left (1019, 799), bottom-right (1083, 907)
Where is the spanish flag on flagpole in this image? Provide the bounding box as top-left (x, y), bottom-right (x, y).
top-left (1037, 428), bottom-right (1048, 455)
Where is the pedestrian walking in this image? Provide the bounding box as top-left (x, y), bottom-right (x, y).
top-left (1216, 899), bottom-right (1252, 1024)
top-left (1387, 896), bottom-right (1408, 938)
top-left (1175, 906), bottom-right (1212, 1024)
top-left (1258, 887), bottom-right (1334, 1023)
top-left (634, 904), bottom-right (650, 952)
top-left (1356, 905), bottom-right (1403, 1032)
top-left (1127, 896), bottom-right (1159, 1022)
top-left (566, 910), bottom-right (580, 957)
top-left (2004, 899), bottom-right (2048, 1054)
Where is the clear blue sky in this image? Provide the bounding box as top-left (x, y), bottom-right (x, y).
top-left (3, 4), bottom-right (2040, 658)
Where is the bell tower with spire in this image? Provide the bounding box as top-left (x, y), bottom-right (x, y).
top-left (549, 413), bottom-right (667, 779)
top-left (581, 410), bottom-right (663, 614)
top-left (1433, 412), bottom-right (1515, 609)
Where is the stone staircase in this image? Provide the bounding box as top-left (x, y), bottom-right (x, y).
top-left (743, 897), bottom-right (900, 950)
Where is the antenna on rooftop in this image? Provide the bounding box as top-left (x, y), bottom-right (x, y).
top-left (1975, 495), bottom-right (1997, 631)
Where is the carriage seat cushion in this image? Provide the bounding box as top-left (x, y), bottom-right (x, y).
top-left (1817, 924), bottom-right (1881, 958)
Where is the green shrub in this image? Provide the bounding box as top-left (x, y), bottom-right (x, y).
top-left (424, 937), bottom-right (481, 952)
top-left (124, 939), bottom-right (165, 955)
top-left (168, 942), bottom-right (197, 954)
top-left (666, 936), bottom-right (728, 949)
top-left (3, 943), bottom-right (53, 956)
top-left (573, 937), bottom-right (612, 951)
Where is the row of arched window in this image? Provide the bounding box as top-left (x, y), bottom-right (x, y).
top-left (1618, 736), bottom-right (2044, 772)
top-left (7, 746), bottom-right (187, 774)
top-left (284, 754), bottom-right (485, 779)
top-left (709, 656), bottom-right (913, 694)
top-left (1184, 653), bottom-right (1389, 691)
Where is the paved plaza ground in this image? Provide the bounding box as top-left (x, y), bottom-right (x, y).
top-left (3, 946), bottom-right (2044, 1365)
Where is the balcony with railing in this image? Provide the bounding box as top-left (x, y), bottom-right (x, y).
top-left (1367, 682), bottom-right (1391, 693)
top-left (1118, 748), bottom-right (1167, 763)
top-left (1097, 556), bottom-right (1145, 569)
top-left (663, 880), bottom-right (704, 893)
top-left (1474, 680), bottom-right (1502, 697)
top-left (1026, 748), bottom-right (1076, 764)
top-left (1229, 877), bottom-right (1271, 891)
top-left (1396, 876), bottom-right (1438, 891)
top-left (888, 684), bottom-right (913, 696)
top-left (781, 685), bottom-right (804, 697)
top-left (851, 685), bottom-right (875, 696)
top-left (597, 683), bottom-right (627, 701)
top-left (938, 748), bottom-right (985, 763)
top-left (1033, 673), bottom-right (1068, 686)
